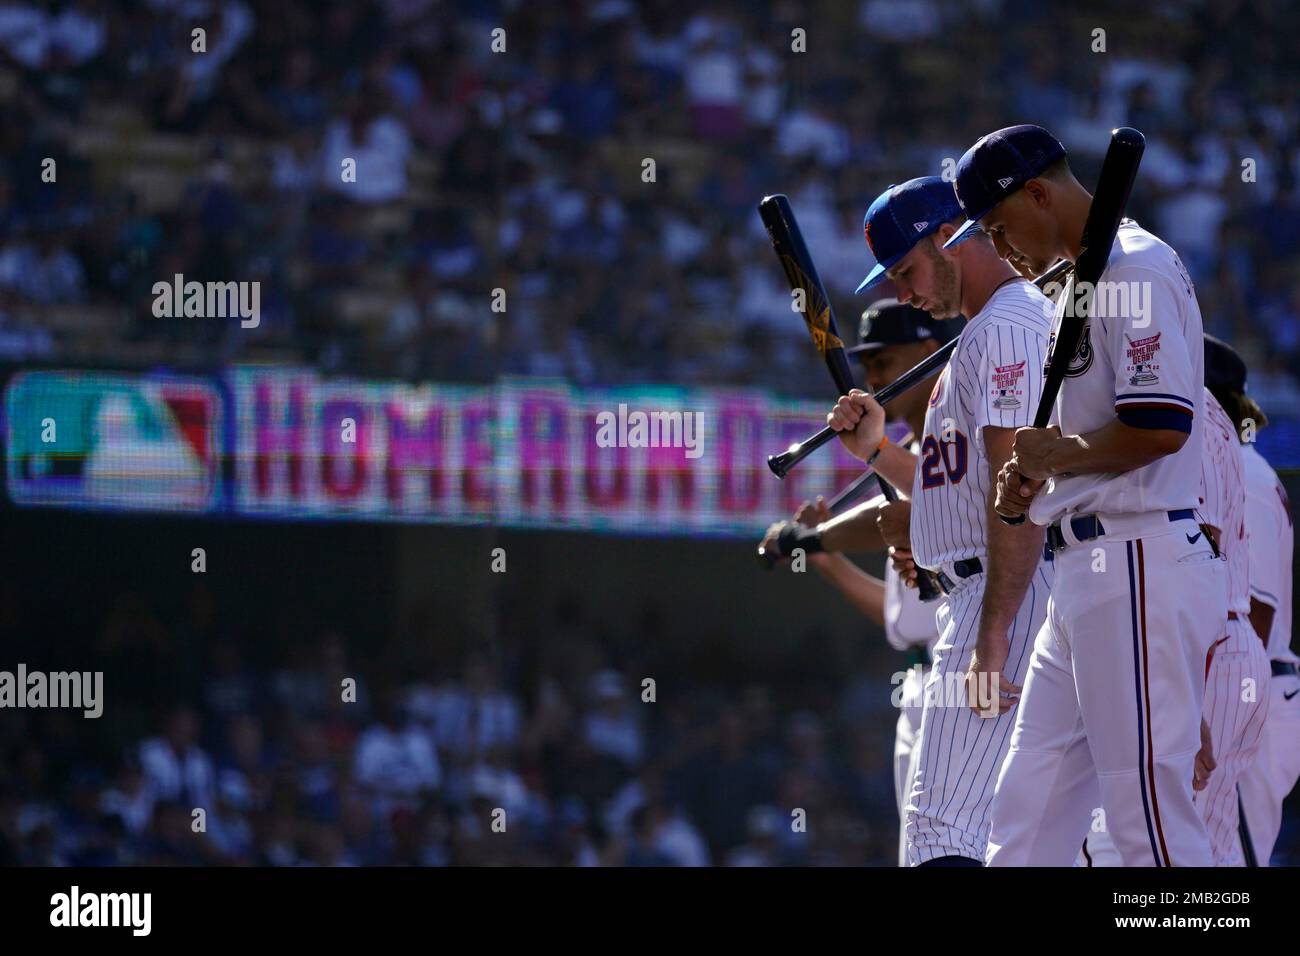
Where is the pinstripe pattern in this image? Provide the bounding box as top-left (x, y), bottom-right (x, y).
top-left (904, 567), bottom-right (1051, 864)
top-left (910, 279), bottom-right (1052, 571)
top-left (1200, 390), bottom-right (1249, 613)
top-left (1197, 618), bottom-right (1272, 864)
top-left (1193, 391), bottom-right (1270, 865)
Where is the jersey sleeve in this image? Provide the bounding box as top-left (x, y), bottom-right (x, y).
top-left (1104, 265), bottom-right (1197, 432)
top-left (973, 323), bottom-right (1047, 431)
top-left (1246, 478), bottom-right (1286, 610)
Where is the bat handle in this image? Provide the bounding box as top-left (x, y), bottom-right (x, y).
top-left (916, 569), bottom-right (942, 602)
top-left (767, 425), bottom-right (836, 479)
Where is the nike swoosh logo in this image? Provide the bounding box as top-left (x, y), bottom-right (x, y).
top-left (1285, 689), bottom-right (1299, 701)
top-left (1186, 532), bottom-right (1202, 544)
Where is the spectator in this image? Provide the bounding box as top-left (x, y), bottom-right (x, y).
top-left (581, 669), bottom-right (643, 767)
top-left (138, 706), bottom-right (216, 811)
top-left (353, 690), bottom-right (441, 816)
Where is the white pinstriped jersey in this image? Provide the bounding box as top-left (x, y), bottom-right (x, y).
top-left (908, 279), bottom-right (1052, 571)
top-left (1198, 389), bottom-right (1249, 614)
top-left (1243, 444), bottom-right (1296, 663)
top-left (1029, 222), bottom-right (1205, 524)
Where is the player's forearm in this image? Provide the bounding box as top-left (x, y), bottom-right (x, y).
top-left (811, 554), bottom-right (886, 627)
top-left (870, 443), bottom-right (918, 492)
top-left (818, 499), bottom-right (886, 553)
top-left (980, 425), bottom-right (1046, 645)
top-left (1041, 419), bottom-right (1188, 476)
top-left (977, 494), bottom-right (1046, 646)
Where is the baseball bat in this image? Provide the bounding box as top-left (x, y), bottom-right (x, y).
top-left (758, 194), bottom-right (943, 602)
top-left (828, 469), bottom-right (881, 513)
top-left (754, 470), bottom-right (883, 567)
top-left (1000, 126), bottom-right (1145, 525)
top-left (755, 470), bottom-right (880, 568)
top-left (768, 257), bottom-right (1075, 478)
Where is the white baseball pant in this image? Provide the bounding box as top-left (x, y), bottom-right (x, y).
top-left (894, 662), bottom-right (927, 867)
top-left (1238, 663), bottom-right (1300, 865)
top-left (987, 516), bottom-right (1224, 866)
top-left (904, 564), bottom-right (1052, 865)
top-left (1081, 614), bottom-right (1272, 867)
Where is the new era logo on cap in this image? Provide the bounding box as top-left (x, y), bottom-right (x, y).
top-left (855, 177), bottom-right (963, 294)
top-left (944, 125), bottom-right (1068, 250)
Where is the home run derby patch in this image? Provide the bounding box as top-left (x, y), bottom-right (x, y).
top-left (1124, 331), bottom-right (1162, 386)
top-left (991, 360), bottom-right (1026, 409)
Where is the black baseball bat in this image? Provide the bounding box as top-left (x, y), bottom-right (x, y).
top-left (1000, 127), bottom-right (1145, 524)
top-left (758, 194), bottom-right (943, 602)
top-left (827, 469), bottom-right (881, 513)
top-left (768, 257), bottom-right (1075, 478)
top-left (755, 470), bottom-right (880, 568)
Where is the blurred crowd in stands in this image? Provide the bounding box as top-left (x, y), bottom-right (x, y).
top-left (0, 0), bottom-right (1298, 411)
top-left (2, 0), bottom-right (1300, 869)
top-left (0, 586), bottom-right (906, 866)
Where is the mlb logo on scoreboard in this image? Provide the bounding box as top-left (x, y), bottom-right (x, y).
top-left (4, 370), bottom-right (223, 512)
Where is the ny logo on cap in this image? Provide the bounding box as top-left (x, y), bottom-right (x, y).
top-left (997, 176), bottom-right (1015, 189)
top-left (913, 221), bottom-right (929, 232)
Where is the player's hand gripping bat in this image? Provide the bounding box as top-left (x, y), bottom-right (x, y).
top-left (765, 256), bottom-right (1074, 478)
top-left (758, 193), bottom-right (943, 602)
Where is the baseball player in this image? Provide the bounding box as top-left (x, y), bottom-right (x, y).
top-left (1207, 335), bottom-right (1300, 866)
top-left (828, 176), bottom-right (1055, 866)
top-left (1194, 383), bottom-right (1270, 865)
top-left (758, 299), bottom-right (951, 866)
top-left (960, 125), bottom-right (1224, 866)
top-left (1079, 381), bottom-right (1252, 868)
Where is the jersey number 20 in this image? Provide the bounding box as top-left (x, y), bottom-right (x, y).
top-left (919, 432), bottom-right (968, 489)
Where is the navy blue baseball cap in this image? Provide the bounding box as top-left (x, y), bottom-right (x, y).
top-left (1204, 334), bottom-right (1247, 392)
top-left (943, 125), bottom-right (1068, 249)
top-left (856, 176), bottom-right (964, 293)
top-left (847, 299), bottom-right (956, 355)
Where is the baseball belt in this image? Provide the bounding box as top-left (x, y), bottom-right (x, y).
top-left (935, 557), bottom-right (983, 596)
top-left (1045, 508), bottom-right (1197, 553)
